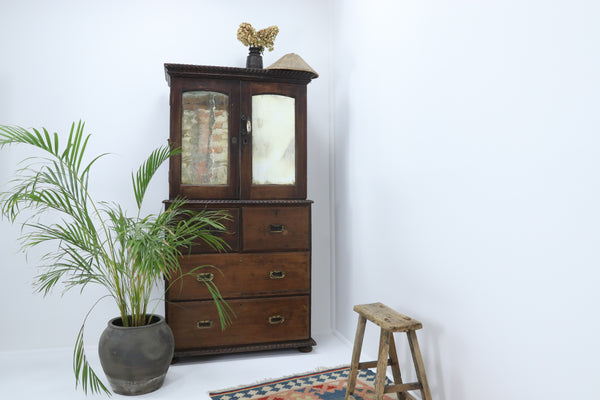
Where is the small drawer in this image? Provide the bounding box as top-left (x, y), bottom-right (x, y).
top-left (242, 206), bottom-right (310, 251)
top-left (188, 208), bottom-right (239, 253)
top-left (166, 252), bottom-right (310, 301)
top-left (167, 296), bottom-right (310, 351)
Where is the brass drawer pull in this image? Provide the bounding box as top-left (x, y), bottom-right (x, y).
top-left (196, 320), bottom-right (213, 329)
top-left (269, 270), bottom-right (286, 279)
top-left (269, 224), bottom-right (285, 233)
top-left (268, 315), bottom-right (285, 325)
top-left (196, 272), bottom-right (214, 282)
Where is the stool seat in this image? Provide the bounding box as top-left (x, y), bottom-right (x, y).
top-left (345, 303), bottom-right (432, 400)
top-left (353, 303), bottom-right (422, 332)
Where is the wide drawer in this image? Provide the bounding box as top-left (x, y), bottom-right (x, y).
top-left (167, 296), bottom-right (310, 351)
top-left (242, 206), bottom-right (310, 251)
top-left (166, 252), bottom-right (310, 301)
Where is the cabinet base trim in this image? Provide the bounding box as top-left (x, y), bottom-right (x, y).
top-left (172, 338), bottom-right (316, 360)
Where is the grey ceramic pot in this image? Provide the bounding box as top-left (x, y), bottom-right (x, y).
top-left (98, 315), bottom-right (174, 396)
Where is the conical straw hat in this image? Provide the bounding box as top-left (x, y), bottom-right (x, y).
top-left (266, 53), bottom-right (319, 78)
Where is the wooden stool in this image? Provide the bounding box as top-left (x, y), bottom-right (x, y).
top-left (345, 303), bottom-right (432, 400)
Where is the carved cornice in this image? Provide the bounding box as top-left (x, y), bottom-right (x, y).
top-left (164, 63), bottom-right (317, 86)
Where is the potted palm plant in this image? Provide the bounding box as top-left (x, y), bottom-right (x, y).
top-left (0, 121), bottom-right (233, 396)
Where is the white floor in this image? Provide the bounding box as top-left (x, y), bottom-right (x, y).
top-left (0, 333), bottom-right (354, 400)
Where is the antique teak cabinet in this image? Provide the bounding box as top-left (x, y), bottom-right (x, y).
top-left (163, 63), bottom-right (317, 358)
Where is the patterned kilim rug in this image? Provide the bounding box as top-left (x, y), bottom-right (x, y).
top-left (209, 366), bottom-right (394, 400)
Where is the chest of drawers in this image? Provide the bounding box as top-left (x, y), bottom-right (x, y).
top-left (165, 200), bottom-right (314, 357)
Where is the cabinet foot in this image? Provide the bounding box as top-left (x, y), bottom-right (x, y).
top-left (298, 346), bottom-right (313, 353)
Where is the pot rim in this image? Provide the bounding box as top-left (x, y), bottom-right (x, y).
top-left (107, 314), bottom-right (165, 330)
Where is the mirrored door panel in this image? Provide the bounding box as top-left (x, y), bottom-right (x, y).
top-left (181, 91), bottom-right (229, 185)
top-left (251, 94), bottom-right (296, 185)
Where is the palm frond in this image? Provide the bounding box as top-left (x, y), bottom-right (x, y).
top-left (188, 265), bottom-right (234, 329)
top-left (132, 145), bottom-right (180, 209)
top-left (74, 303), bottom-right (111, 396)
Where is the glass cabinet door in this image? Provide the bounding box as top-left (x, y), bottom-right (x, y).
top-left (169, 80), bottom-right (239, 199)
top-left (241, 82), bottom-right (307, 200)
top-left (181, 91), bottom-right (229, 186)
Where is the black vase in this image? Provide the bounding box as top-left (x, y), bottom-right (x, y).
top-left (98, 315), bottom-right (174, 395)
top-left (246, 47), bottom-right (263, 69)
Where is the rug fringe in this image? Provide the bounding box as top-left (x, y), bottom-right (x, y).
top-left (208, 364), bottom-right (351, 395)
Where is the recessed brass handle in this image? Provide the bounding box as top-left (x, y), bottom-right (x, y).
top-left (269, 270), bottom-right (286, 279)
top-left (268, 315), bottom-right (285, 325)
top-left (196, 320), bottom-right (213, 329)
top-left (269, 224), bottom-right (285, 233)
top-left (196, 272), bottom-right (214, 282)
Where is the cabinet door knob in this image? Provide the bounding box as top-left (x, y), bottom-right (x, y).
top-left (241, 114), bottom-right (252, 145)
top-left (241, 114), bottom-right (252, 135)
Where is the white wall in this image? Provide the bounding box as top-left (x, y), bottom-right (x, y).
top-left (4, 1), bottom-right (600, 398)
top-left (332, 0), bottom-right (600, 399)
top-left (0, 0), bottom-right (332, 351)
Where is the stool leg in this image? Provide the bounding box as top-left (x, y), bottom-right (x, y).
top-left (346, 315), bottom-right (367, 400)
top-left (374, 329), bottom-right (391, 400)
top-left (388, 333), bottom-right (407, 400)
top-left (407, 330), bottom-right (432, 400)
